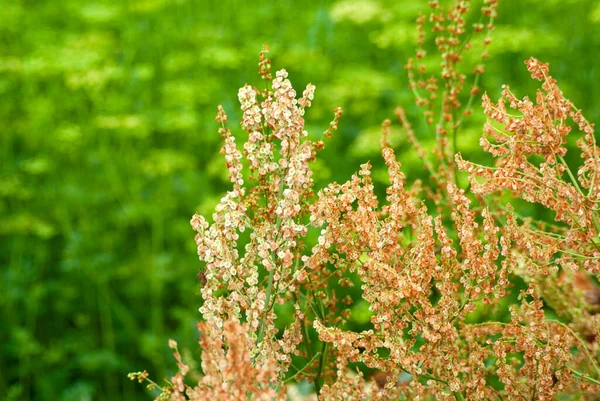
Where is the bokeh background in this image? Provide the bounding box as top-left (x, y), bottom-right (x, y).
top-left (2, 0), bottom-right (600, 400)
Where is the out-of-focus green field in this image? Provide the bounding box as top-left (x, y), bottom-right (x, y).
top-left (1, 0), bottom-right (599, 400)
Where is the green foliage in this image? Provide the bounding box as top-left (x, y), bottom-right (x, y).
top-left (1, 0), bottom-right (599, 400)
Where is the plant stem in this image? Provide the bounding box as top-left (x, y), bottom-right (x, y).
top-left (256, 167), bottom-right (286, 346)
top-left (570, 368), bottom-right (600, 386)
top-left (453, 391), bottom-right (466, 401)
top-left (283, 352), bottom-right (321, 384)
top-left (314, 342), bottom-right (328, 395)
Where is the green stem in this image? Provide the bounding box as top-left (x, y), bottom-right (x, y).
top-left (417, 371), bottom-right (464, 401)
top-left (455, 73), bottom-right (481, 131)
top-left (555, 321), bottom-right (600, 376)
top-left (314, 342), bottom-right (328, 395)
top-left (256, 268), bottom-right (274, 345)
top-left (283, 352), bottom-right (322, 384)
top-left (256, 164), bottom-right (287, 346)
top-left (558, 155), bottom-right (584, 196)
top-left (453, 391), bottom-right (466, 401)
top-left (570, 368), bottom-right (600, 386)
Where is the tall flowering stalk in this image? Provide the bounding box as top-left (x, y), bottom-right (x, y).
top-left (456, 58), bottom-right (600, 397)
top-left (457, 58), bottom-right (600, 276)
top-left (130, 46), bottom-right (341, 400)
top-left (309, 151), bottom-right (508, 399)
top-left (401, 0), bottom-right (499, 189)
top-left (191, 49), bottom-right (323, 375)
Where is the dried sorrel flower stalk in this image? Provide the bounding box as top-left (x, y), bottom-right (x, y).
top-left (191, 48), bottom-right (327, 378)
top-left (455, 57), bottom-right (600, 399)
top-left (311, 137), bottom-right (600, 398)
top-left (131, 319), bottom-right (286, 401)
top-left (132, 45), bottom-right (353, 400)
top-left (402, 0), bottom-right (499, 189)
top-left (309, 143), bottom-right (513, 399)
top-left (457, 58), bottom-right (600, 276)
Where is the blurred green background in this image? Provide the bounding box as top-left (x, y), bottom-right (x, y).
top-left (2, 0), bottom-right (600, 400)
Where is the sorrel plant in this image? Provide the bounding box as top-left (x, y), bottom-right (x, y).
top-left (130, 1), bottom-right (600, 399)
